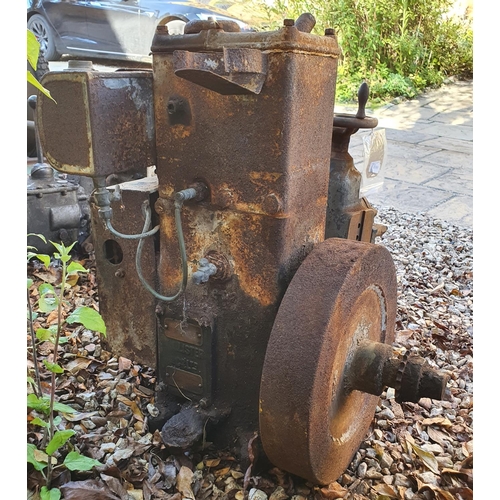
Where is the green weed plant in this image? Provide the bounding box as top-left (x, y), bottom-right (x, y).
top-left (27, 236), bottom-right (106, 500)
top-left (247, 0), bottom-right (472, 104)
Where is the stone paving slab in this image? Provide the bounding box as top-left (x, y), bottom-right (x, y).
top-left (415, 123), bottom-right (473, 142)
top-left (426, 195), bottom-right (473, 227)
top-left (423, 173), bottom-right (473, 196)
top-left (445, 165), bottom-right (473, 182)
top-left (418, 136), bottom-right (473, 154)
top-left (386, 141), bottom-right (442, 160)
top-left (382, 129), bottom-right (440, 145)
top-left (420, 150), bottom-right (473, 170)
top-left (431, 110), bottom-right (473, 125)
top-left (382, 158), bottom-right (451, 184)
top-left (341, 79), bottom-right (473, 227)
top-left (378, 105), bottom-right (441, 122)
top-left (368, 180), bottom-right (454, 213)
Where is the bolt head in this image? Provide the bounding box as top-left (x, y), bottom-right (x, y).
top-left (283, 19), bottom-right (295, 27)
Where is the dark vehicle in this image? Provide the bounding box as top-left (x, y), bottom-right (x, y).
top-left (27, 0), bottom-right (252, 62)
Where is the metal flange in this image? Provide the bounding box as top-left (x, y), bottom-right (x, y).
top-left (259, 238), bottom-right (398, 485)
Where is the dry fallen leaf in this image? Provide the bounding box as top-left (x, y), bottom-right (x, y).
top-left (65, 357), bottom-right (93, 374)
top-left (422, 417), bottom-right (453, 428)
top-left (373, 483), bottom-right (398, 498)
top-left (205, 458), bottom-right (221, 468)
top-left (317, 481), bottom-right (348, 499)
top-left (407, 440), bottom-right (440, 474)
top-left (60, 479), bottom-right (122, 500)
top-left (214, 467), bottom-right (231, 477)
top-left (117, 395), bottom-right (144, 422)
top-left (418, 484), bottom-right (455, 500)
top-left (395, 330), bottom-right (414, 343)
top-left (176, 466), bottom-right (195, 500)
top-left (427, 427), bottom-right (453, 447)
top-left (62, 410), bottom-right (99, 422)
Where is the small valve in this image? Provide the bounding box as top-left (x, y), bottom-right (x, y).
top-left (192, 258), bottom-right (217, 285)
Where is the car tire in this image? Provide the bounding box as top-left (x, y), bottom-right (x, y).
top-left (28, 14), bottom-right (59, 61)
top-left (165, 19), bottom-right (187, 35)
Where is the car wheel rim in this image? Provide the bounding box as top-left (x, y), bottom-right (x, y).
top-left (30, 21), bottom-right (49, 54)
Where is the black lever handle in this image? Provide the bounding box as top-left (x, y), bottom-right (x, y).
top-left (356, 82), bottom-right (369, 119)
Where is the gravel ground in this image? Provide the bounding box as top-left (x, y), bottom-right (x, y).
top-left (27, 207), bottom-right (473, 500)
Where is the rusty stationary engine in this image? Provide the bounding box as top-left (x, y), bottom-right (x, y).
top-left (35, 14), bottom-right (449, 485)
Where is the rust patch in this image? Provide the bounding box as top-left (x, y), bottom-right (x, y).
top-left (249, 171), bottom-right (283, 185)
top-left (170, 124), bottom-right (192, 139)
top-left (260, 238), bottom-right (398, 485)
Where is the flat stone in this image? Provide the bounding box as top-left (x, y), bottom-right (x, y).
top-left (417, 123), bottom-right (473, 142)
top-left (386, 141), bottom-right (441, 160)
top-left (369, 180), bottom-right (453, 213)
top-left (384, 128), bottom-right (439, 144)
top-left (382, 157), bottom-right (450, 184)
top-left (431, 110), bottom-right (473, 126)
top-left (423, 173), bottom-right (472, 196)
top-left (420, 150), bottom-right (473, 170)
top-left (418, 136), bottom-right (472, 154)
top-left (249, 489), bottom-right (268, 500)
top-left (100, 442), bottom-right (116, 453)
top-left (426, 195), bottom-right (473, 226)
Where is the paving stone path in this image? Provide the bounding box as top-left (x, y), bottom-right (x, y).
top-left (337, 78), bottom-right (473, 228)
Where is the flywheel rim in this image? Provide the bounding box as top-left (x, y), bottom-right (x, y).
top-left (259, 237), bottom-right (398, 485)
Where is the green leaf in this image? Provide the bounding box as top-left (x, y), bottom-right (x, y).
top-left (50, 241), bottom-right (76, 262)
top-left (27, 443), bottom-right (47, 471)
top-left (28, 233), bottom-right (47, 244)
top-left (31, 417), bottom-right (50, 429)
top-left (40, 486), bottom-right (61, 500)
top-left (27, 394), bottom-right (75, 415)
top-left (39, 283), bottom-right (55, 296)
top-left (27, 394), bottom-right (50, 414)
top-left (27, 71), bottom-right (56, 102)
top-left (38, 295), bottom-right (58, 313)
top-left (35, 253), bottom-right (51, 269)
top-left (43, 360), bottom-right (64, 374)
top-left (46, 429), bottom-right (76, 456)
top-left (28, 250), bottom-right (49, 264)
top-left (36, 328), bottom-right (53, 342)
top-left (67, 307), bottom-right (106, 336)
top-left (53, 401), bottom-right (76, 413)
top-left (67, 262), bottom-right (88, 275)
top-left (28, 278), bottom-right (33, 288)
top-left (27, 30), bottom-right (40, 70)
top-left (63, 451), bottom-right (102, 471)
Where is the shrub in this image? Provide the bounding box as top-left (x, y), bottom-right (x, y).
top-left (249, 0), bottom-right (473, 103)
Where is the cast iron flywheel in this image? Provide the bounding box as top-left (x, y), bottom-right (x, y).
top-left (259, 238), bottom-right (398, 485)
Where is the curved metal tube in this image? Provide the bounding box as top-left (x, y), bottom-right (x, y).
top-left (135, 199), bottom-right (188, 302)
top-left (105, 218), bottom-right (160, 240)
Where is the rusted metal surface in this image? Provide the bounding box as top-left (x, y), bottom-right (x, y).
top-left (27, 166), bottom-right (81, 254)
top-left (37, 70), bottom-right (156, 179)
top-left (326, 83), bottom-right (381, 242)
top-left (260, 238), bottom-right (398, 485)
top-left (151, 22), bottom-right (341, 56)
top-left (174, 48), bottom-right (268, 95)
top-left (184, 19), bottom-right (242, 35)
top-left (90, 177), bottom-right (158, 367)
top-left (347, 340), bottom-right (449, 402)
top-left (33, 14), bottom-right (451, 485)
top-left (151, 20), bottom-right (339, 443)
